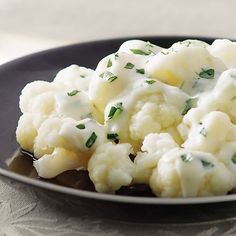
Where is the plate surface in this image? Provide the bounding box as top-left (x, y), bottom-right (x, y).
top-left (1, 36), bottom-right (235, 205)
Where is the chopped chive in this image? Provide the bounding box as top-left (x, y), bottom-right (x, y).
top-left (86, 132), bottom-right (97, 148)
top-left (107, 133), bottom-right (119, 143)
top-left (181, 154), bottom-right (193, 163)
top-left (114, 53), bottom-right (119, 60)
top-left (80, 75), bottom-right (86, 78)
top-left (67, 90), bottom-right (80, 96)
top-left (136, 68), bottom-right (145, 74)
top-left (100, 71), bottom-right (118, 82)
top-left (107, 58), bottom-right (112, 68)
top-left (201, 160), bottom-right (214, 168)
top-left (108, 102), bottom-right (123, 120)
top-left (130, 49), bottom-right (150, 55)
top-left (198, 69), bottom-right (215, 79)
top-left (181, 98), bottom-right (197, 115)
top-left (232, 153), bottom-right (236, 164)
top-left (76, 124), bottom-right (85, 129)
top-left (145, 79), bottom-right (156, 84)
top-left (124, 62), bottom-right (135, 69)
top-left (200, 127), bottom-right (207, 137)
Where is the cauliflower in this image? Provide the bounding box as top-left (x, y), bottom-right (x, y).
top-left (133, 133), bottom-right (178, 183)
top-left (129, 94), bottom-right (182, 141)
top-left (16, 113), bottom-right (46, 152)
top-left (216, 142), bottom-right (236, 186)
top-left (145, 40), bottom-right (226, 95)
top-left (197, 69), bottom-right (236, 123)
top-left (150, 148), bottom-right (233, 197)
top-left (16, 39), bottom-right (236, 198)
top-left (89, 40), bottom-right (162, 115)
top-left (103, 79), bottom-right (187, 150)
top-left (53, 64), bottom-right (93, 91)
top-left (33, 147), bottom-right (83, 179)
top-left (181, 111), bottom-right (236, 153)
top-left (88, 142), bottom-right (135, 193)
top-left (208, 39), bottom-right (236, 68)
top-left (33, 117), bottom-right (106, 167)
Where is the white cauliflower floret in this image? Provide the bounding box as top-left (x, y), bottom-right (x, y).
top-left (146, 41), bottom-right (225, 95)
top-left (134, 133), bottom-right (178, 183)
top-left (16, 113), bottom-right (47, 152)
top-left (19, 81), bottom-right (59, 113)
top-left (88, 142), bottom-right (135, 193)
top-left (54, 91), bottom-right (92, 120)
top-left (129, 94), bottom-right (182, 141)
top-left (89, 52), bottom-right (147, 114)
top-left (118, 40), bottom-right (162, 55)
top-left (34, 117), bottom-right (106, 162)
top-left (197, 69), bottom-right (236, 123)
top-left (181, 111), bottom-right (236, 153)
top-left (216, 142), bottom-right (236, 186)
top-left (33, 147), bottom-right (82, 179)
top-left (25, 117), bottom-right (107, 179)
top-left (208, 39), bottom-right (236, 68)
top-left (54, 64), bottom-right (93, 91)
top-left (150, 148), bottom-right (233, 197)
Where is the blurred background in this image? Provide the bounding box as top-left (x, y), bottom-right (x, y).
top-left (0, 0), bottom-right (235, 64)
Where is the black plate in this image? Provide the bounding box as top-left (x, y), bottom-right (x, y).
top-left (1, 36), bottom-right (235, 207)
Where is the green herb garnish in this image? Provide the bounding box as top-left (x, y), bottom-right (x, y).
top-left (108, 102), bottom-right (123, 120)
top-left (181, 154), bottom-right (193, 163)
top-left (200, 127), bottom-right (207, 137)
top-left (130, 49), bottom-right (150, 56)
top-left (100, 71), bottom-right (118, 82)
top-left (181, 98), bottom-right (197, 115)
top-left (198, 69), bottom-right (215, 79)
top-left (136, 68), bottom-right (145, 74)
top-left (145, 80), bottom-right (156, 84)
top-left (231, 153), bottom-right (236, 164)
top-left (67, 90), bottom-right (80, 96)
top-left (124, 62), bottom-right (135, 69)
top-left (107, 133), bottom-right (119, 141)
top-left (86, 132), bottom-right (97, 148)
top-left (114, 53), bottom-right (119, 60)
top-left (76, 124), bottom-right (85, 130)
top-left (80, 75), bottom-right (86, 78)
top-left (201, 160), bottom-right (214, 168)
top-left (107, 59), bottom-right (112, 68)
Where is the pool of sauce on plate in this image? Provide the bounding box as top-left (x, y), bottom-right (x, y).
top-left (6, 149), bottom-right (155, 197)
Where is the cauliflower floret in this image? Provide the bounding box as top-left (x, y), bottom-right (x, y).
top-left (181, 111), bottom-right (236, 153)
top-left (89, 40), bottom-right (162, 115)
top-left (89, 52), bottom-right (147, 115)
top-left (197, 69), bottom-right (236, 123)
top-left (33, 147), bottom-right (82, 179)
top-left (34, 118), bottom-right (106, 162)
top-left (88, 142), bottom-right (135, 193)
top-left (54, 91), bottom-right (92, 120)
top-left (146, 41), bottom-right (225, 95)
top-left (216, 142), bottom-right (236, 186)
top-left (134, 133), bottom-right (178, 183)
top-left (54, 65), bottom-right (93, 91)
top-left (129, 94), bottom-right (182, 141)
top-left (118, 40), bottom-right (162, 55)
top-left (208, 39), bottom-right (236, 68)
top-left (19, 81), bottom-right (59, 113)
top-left (104, 80), bottom-right (187, 149)
top-left (150, 148), bottom-right (233, 197)
top-left (16, 113), bottom-right (47, 152)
